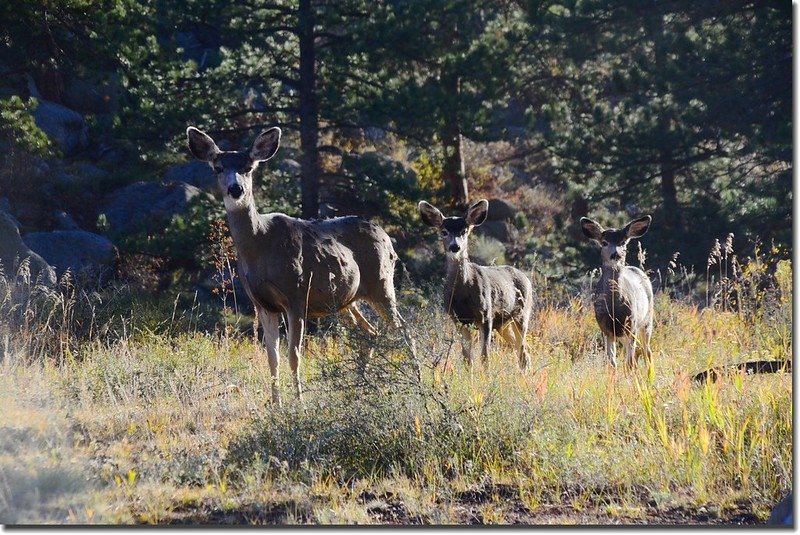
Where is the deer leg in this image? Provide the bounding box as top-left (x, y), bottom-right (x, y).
top-left (347, 303), bottom-right (377, 336)
top-left (640, 324), bottom-right (653, 365)
top-left (285, 311), bottom-right (305, 401)
top-left (371, 299), bottom-right (418, 360)
top-left (512, 321), bottom-right (530, 371)
top-left (605, 333), bottom-right (618, 368)
top-left (623, 335), bottom-right (637, 369)
top-left (258, 308), bottom-right (282, 407)
top-left (458, 323), bottom-right (473, 367)
top-left (479, 319), bottom-right (493, 365)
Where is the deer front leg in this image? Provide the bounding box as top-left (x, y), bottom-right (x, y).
top-left (258, 309), bottom-right (282, 407)
top-left (605, 333), bottom-right (618, 368)
top-left (286, 311), bottom-right (305, 401)
top-left (458, 323), bottom-right (473, 367)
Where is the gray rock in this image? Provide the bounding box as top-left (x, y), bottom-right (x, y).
top-left (475, 220), bottom-right (518, 243)
top-left (101, 180), bottom-right (207, 235)
top-left (75, 163), bottom-right (108, 181)
top-left (61, 74), bottom-right (120, 115)
top-left (54, 210), bottom-right (80, 230)
top-left (276, 158), bottom-right (301, 175)
top-left (164, 161), bottom-right (217, 193)
top-left (33, 100), bottom-right (88, 156)
top-left (768, 492), bottom-right (793, 525)
top-left (486, 198), bottom-right (518, 222)
top-left (0, 211), bottom-right (56, 284)
top-left (24, 230), bottom-right (115, 277)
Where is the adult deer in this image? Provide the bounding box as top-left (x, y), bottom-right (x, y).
top-left (580, 215), bottom-right (654, 368)
top-left (187, 126), bottom-right (412, 405)
top-left (418, 200), bottom-right (533, 369)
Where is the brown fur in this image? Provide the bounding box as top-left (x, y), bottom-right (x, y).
top-left (187, 126), bottom-right (408, 405)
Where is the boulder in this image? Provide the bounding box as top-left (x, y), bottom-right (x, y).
top-left (164, 161), bottom-right (217, 193)
top-left (24, 230), bottom-right (115, 277)
top-left (61, 73), bottom-right (120, 115)
top-left (276, 158), bottom-right (301, 175)
top-left (53, 210), bottom-right (80, 231)
top-left (101, 180), bottom-right (207, 235)
top-left (475, 220), bottom-right (518, 243)
top-left (486, 198), bottom-right (518, 222)
top-left (0, 211), bottom-right (56, 284)
top-left (33, 100), bottom-right (88, 156)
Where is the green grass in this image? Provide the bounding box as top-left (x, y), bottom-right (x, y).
top-left (0, 258), bottom-right (791, 525)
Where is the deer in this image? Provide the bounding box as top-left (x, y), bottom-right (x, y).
top-left (186, 126), bottom-right (414, 406)
top-left (580, 215), bottom-right (654, 368)
top-left (418, 199), bottom-right (533, 370)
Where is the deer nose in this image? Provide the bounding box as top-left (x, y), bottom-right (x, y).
top-left (449, 244), bottom-right (460, 253)
top-left (610, 251), bottom-right (620, 260)
top-left (227, 183), bottom-right (244, 199)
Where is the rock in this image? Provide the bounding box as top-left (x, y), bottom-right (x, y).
top-left (75, 163), bottom-right (108, 181)
top-left (33, 100), bottom-right (88, 156)
top-left (768, 492), bottom-right (793, 525)
top-left (101, 180), bottom-right (207, 235)
top-left (61, 73), bottom-right (120, 115)
top-left (24, 230), bottom-right (115, 277)
top-left (474, 220), bottom-right (518, 243)
top-left (276, 158), bottom-right (301, 175)
top-left (0, 197), bottom-right (10, 214)
top-left (53, 210), bottom-right (80, 230)
top-left (0, 211), bottom-right (56, 284)
top-left (164, 161), bottom-right (217, 193)
top-left (486, 199), bottom-right (518, 222)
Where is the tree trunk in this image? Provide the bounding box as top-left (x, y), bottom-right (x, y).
top-left (441, 70), bottom-right (469, 207)
top-left (298, 0), bottom-right (319, 219)
top-left (649, 4), bottom-right (681, 233)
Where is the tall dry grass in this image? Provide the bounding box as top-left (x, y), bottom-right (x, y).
top-left (0, 242), bottom-right (791, 524)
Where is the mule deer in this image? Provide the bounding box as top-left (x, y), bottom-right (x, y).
top-left (418, 200), bottom-right (533, 369)
top-left (580, 215), bottom-right (654, 368)
top-left (187, 126), bottom-right (413, 405)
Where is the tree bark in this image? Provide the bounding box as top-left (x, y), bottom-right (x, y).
top-left (298, 0), bottom-right (320, 219)
top-left (649, 4), bottom-right (681, 233)
top-left (441, 70), bottom-right (469, 208)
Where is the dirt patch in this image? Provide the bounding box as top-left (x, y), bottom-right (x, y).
top-left (157, 499), bottom-right (313, 525)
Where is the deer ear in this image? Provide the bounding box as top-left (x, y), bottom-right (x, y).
top-left (250, 127), bottom-right (281, 162)
top-left (580, 217), bottom-right (604, 241)
top-left (418, 201), bottom-right (444, 227)
top-left (186, 127), bottom-right (220, 161)
top-left (624, 215), bottom-right (652, 239)
top-left (466, 199), bottom-right (489, 227)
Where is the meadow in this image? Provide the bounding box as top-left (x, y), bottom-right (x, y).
top-left (0, 250), bottom-right (791, 525)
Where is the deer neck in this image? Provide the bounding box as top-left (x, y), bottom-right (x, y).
top-left (223, 193), bottom-right (264, 256)
top-left (598, 263), bottom-right (624, 298)
top-left (445, 252), bottom-right (472, 290)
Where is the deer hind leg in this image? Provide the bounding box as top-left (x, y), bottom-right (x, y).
top-left (605, 333), bottom-right (618, 368)
top-left (511, 320), bottom-right (531, 371)
top-left (285, 310), bottom-right (305, 401)
top-left (258, 308), bottom-right (282, 407)
top-left (479, 319), bottom-right (493, 366)
top-left (623, 334), bottom-right (637, 369)
top-left (347, 303), bottom-right (377, 336)
top-left (370, 294), bottom-right (417, 360)
top-left (639, 323), bottom-right (653, 366)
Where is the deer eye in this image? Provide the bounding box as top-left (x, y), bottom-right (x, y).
top-left (213, 164), bottom-right (223, 174)
top-left (600, 240), bottom-right (609, 246)
top-left (440, 229), bottom-right (448, 236)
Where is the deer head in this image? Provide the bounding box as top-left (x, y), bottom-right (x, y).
top-left (580, 215), bottom-right (652, 268)
top-left (418, 199), bottom-right (489, 259)
top-left (186, 127), bottom-right (281, 207)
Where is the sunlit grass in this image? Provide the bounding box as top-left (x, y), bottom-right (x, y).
top-left (0, 258), bottom-right (791, 525)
